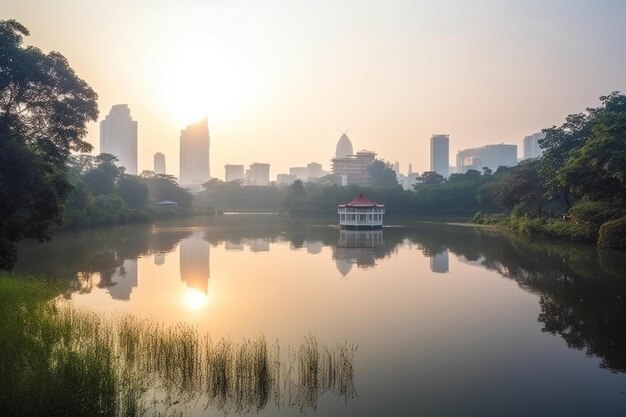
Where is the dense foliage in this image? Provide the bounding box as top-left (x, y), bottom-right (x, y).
top-left (0, 20), bottom-right (98, 268)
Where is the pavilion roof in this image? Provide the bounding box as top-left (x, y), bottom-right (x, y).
top-left (338, 192), bottom-right (384, 208)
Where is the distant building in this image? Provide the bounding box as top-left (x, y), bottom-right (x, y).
top-left (408, 163), bottom-right (413, 175)
top-left (179, 118), bottom-right (210, 186)
top-left (277, 173), bottom-right (297, 185)
top-left (246, 163), bottom-right (270, 185)
top-left (523, 132), bottom-right (546, 160)
top-left (306, 162), bottom-right (323, 179)
top-left (338, 192), bottom-right (385, 229)
top-left (335, 133), bottom-right (354, 159)
top-left (331, 151), bottom-right (376, 186)
top-left (289, 167), bottom-right (308, 180)
top-left (456, 144), bottom-right (517, 173)
top-left (154, 152), bottom-right (166, 174)
top-left (393, 161), bottom-right (400, 175)
top-left (225, 164), bottom-right (245, 182)
top-left (430, 134), bottom-right (449, 177)
top-left (100, 104), bottom-right (138, 174)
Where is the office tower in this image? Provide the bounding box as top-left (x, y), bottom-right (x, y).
top-left (393, 161), bottom-right (400, 174)
top-left (335, 133), bottom-right (354, 159)
top-left (456, 144), bottom-right (518, 174)
top-left (100, 104), bottom-right (138, 174)
top-left (225, 164), bottom-right (245, 182)
top-left (289, 167), bottom-right (308, 180)
top-left (430, 134), bottom-right (450, 177)
top-left (179, 118), bottom-right (210, 185)
top-left (154, 152), bottom-right (166, 174)
top-left (408, 163), bottom-right (413, 175)
top-left (331, 151), bottom-right (376, 186)
top-left (306, 162), bottom-right (323, 179)
top-left (523, 132), bottom-right (546, 160)
top-left (179, 233), bottom-right (210, 294)
top-left (246, 163), bottom-right (270, 185)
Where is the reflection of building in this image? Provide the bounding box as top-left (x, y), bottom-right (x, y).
top-left (333, 230), bottom-right (384, 276)
top-left (179, 233), bottom-right (210, 293)
top-left (225, 164), bottom-right (245, 182)
top-left (100, 104), bottom-right (138, 174)
top-left (338, 193), bottom-right (385, 229)
top-left (331, 151), bottom-right (376, 186)
top-left (248, 238), bottom-right (270, 252)
top-left (108, 258), bottom-right (138, 300)
top-left (180, 118), bottom-right (210, 186)
top-left (430, 250), bottom-right (449, 273)
top-left (246, 163), bottom-right (270, 185)
top-left (456, 144), bottom-right (517, 173)
top-left (154, 252), bottom-right (165, 266)
top-left (225, 240), bottom-right (244, 251)
top-left (523, 132), bottom-right (545, 160)
top-left (305, 241), bottom-right (323, 254)
top-left (154, 152), bottom-right (166, 175)
top-left (430, 134), bottom-right (449, 178)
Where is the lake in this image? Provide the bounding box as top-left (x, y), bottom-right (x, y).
top-left (15, 215), bottom-right (626, 416)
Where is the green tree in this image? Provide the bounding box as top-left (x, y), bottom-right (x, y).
top-left (495, 160), bottom-right (545, 215)
top-left (0, 20), bottom-right (98, 268)
top-left (368, 160), bottom-right (398, 187)
top-left (117, 175), bottom-right (149, 209)
top-left (414, 171), bottom-right (445, 187)
top-left (82, 153), bottom-right (121, 196)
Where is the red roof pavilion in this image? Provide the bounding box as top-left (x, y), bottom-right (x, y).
top-left (338, 192), bottom-right (385, 208)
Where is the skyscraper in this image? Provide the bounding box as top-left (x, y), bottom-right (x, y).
top-left (100, 104), bottom-right (138, 174)
top-left (246, 163), bottom-right (270, 185)
top-left (523, 132), bottom-right (546, 160)
top-left (430, 134), bottom-right (449, 177)
top-left (225, 164), bottom-right (245, 182)
top-left (335, 133), bottom-right (354, 159)
top-left (179, 118), bottom-right (210, 185)
top-left (456, 144), bottom-right (517, 173)
top-left (154, 152), bottom-right (166, 174)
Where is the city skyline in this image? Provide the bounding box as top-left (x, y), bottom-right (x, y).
top-left (5, 1), bottom-right (626, 176)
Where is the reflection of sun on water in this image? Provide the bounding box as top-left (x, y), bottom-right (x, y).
top-left (184, 288), bottom-right (208, 310)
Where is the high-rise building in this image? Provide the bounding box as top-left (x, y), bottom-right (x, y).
top-left (154, 152), bottom-right (166, 174)
top-left (335, 133), bottom-right (354, 159)
top-left (225, 164), bottom-right (245, 182)
top-left (456, 144), bottom-right (517, 174)
top-left (100, 104), bottom-right (138, 174)
top-left (246, 163), bottom-right (270, 185)
top-left (331, 151), bottom-right (376, 186)
top-left (523, 132), bottom-right (546, 160)
top-left (408, 163), bottom-right (413, 175)
top-left (430, 134), bottom-right (450, 177)
top-left (393, 161), bottom-right (400, 175)
top-left (306, 162), bottom-right (323, 179)
top-left (179, 118), bottom-right (210, 186)
top-left (289, 167), bottom-right (308, 180)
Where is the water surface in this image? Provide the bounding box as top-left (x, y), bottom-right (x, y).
top-left (16, 215), bottom-right (626, 416)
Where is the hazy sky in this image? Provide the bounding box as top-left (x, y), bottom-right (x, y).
top-left (4, 0), bottom-right (626, 178)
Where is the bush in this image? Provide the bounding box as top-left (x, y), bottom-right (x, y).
top-left (570, 200), bottom-right (626, 225)
top-left (598, 217), bottom-right (626, 249)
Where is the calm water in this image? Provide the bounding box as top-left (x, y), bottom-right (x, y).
top-left (16, 215), bottom-right (626, 416)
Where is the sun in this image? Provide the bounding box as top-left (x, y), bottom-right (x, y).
top-left (149, 33), bottom-right (260, 127)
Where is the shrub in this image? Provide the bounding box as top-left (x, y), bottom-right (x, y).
top-left (598, 217), bottom-right (626, 249)
top-left (570, 200), bottom-right (626, 225)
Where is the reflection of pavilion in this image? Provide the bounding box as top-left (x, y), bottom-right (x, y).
top-left (333, 230), bottom-right (384, 276)
top-left (108, 258), bottom-right (138, 300)
top-left (430, 250), bottom-right (449, 273)
top-left (179, 233), bottom-right (210, 293)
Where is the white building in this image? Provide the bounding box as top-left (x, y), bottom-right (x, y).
top-left (154, 152), bottom-right (166, 174)
top-left (456, 144), bottom-right (517, 173)
top-left (523, 132), bottom-right (546, 160)
top-left (179, 118), bottom-right (210, 186)
top-left (246, 163), bottom-right (270, 185)
top-left (100, 104), bottom-right (138, 174)
top-left (225, 164), bottom-right (245, 182)
top-left (338, 192), bottom-right (385, 229)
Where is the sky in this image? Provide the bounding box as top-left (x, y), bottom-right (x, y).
top-left (4, 0), bottom-right (626, 178)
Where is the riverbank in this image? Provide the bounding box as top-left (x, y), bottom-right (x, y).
top-left (473, 212), bottom-right (626, 249)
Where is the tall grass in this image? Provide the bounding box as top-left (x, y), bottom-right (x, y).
top-left (0, 274), bottom-right (357, 416)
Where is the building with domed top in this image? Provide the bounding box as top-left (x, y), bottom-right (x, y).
top-left (338, 192), bottom-right (385, 229)
top-left (335, 132), bottom-right (354, 159)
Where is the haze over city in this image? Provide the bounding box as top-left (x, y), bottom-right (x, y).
top-left (5, 0), bottom-right (626, 177)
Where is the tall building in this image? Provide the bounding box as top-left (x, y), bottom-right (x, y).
top-left (393, 161), bottom-right (400, 175)
top-left (430, 134), bottom-right (450, 177)
top-left (331, 151), bottom-right (376, 186)
top-left (307, 162), bottom-right (323, 179)
top-left (289, 167), bottom-right (308, 180)
top-left (225, 164), bottom-right (245, 182)
top-left (154, 152), bottom-right (166, 174)
top-left (246, 163), bottom-right (270, 185)
top-left (523, 132), bottom-right (546, 160)
top-left (179, 118), bottom-right (210, 186)
top-left (335, 133), bottom-right (354, 159)
top-left (456, 144), bottom-right (517, 174)
top-left (100, 104), bottom-right (138, 174)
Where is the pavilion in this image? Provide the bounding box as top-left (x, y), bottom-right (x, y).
top-left (338, 192), bottom-right (385, 229)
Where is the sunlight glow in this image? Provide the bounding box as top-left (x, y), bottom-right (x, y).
top-left (184, 288), bottom-right (209, 310)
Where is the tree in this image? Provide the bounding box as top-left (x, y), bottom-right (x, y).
top-left (82, 153), bottom-right (121, 196)
top-left (117, 175), bottom-right (149, 209)
top-left (0, 20), bottom-right (98, 268)
top-left (495, 160), bottom-right (545, 215)
top-left (414, 171), bottom-right (445, 187)
top-left (368, 160), bottom-right (398, 187)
